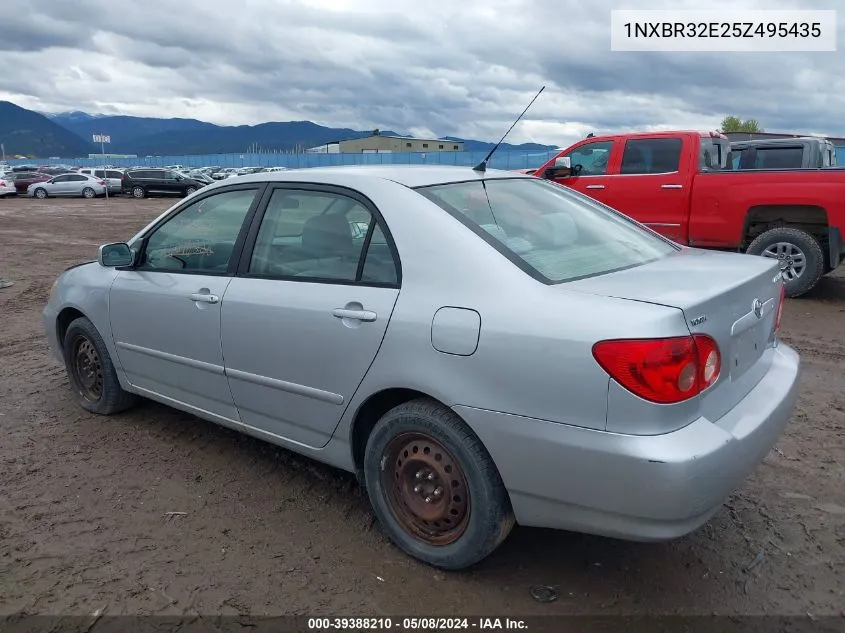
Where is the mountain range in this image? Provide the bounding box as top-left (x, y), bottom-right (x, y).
top-left (0, 101), bottom-right (555, 159)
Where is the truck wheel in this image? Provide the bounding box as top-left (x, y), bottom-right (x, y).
top-left (363, 398), bottom-right (515, 570)
top-left (746, 227), bottom-right (824, 298)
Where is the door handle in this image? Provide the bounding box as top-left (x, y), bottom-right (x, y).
top-left (332, 308), bottom-right (377, 322)
top-left (189, 292), bottom-right (219, 303)
top-left (585, 184), bottom-right (605, 190)
top-left (661, 184), bottom-right (683, 189)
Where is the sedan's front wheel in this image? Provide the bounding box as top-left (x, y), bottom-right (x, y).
top-left (62, 316), bottom-right (137, 415)
top-left (364, 398), bottom-right (514, 570)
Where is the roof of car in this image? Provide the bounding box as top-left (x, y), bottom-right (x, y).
top-left (226, 165), bottom-right (531, 189)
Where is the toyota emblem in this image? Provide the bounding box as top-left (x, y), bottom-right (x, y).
top-left (753, 298), bottom-right (763, 318)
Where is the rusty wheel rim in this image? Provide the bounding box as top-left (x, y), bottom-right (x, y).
top-left (381, 432), bottom-right (470, 546)
top-left (73, 336), bottom-right (103, 402)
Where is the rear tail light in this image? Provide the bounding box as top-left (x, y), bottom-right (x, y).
top-left (774, 282), bottom-right (786, 332)
top-left (592, 334), bottom-right (721, 404)
top-left (97, 180), bottom-right (105, 185)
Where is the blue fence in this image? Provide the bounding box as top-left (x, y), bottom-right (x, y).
top-left (2, 150), bottom-right (560, 171)
top-left (6, 146), bottom-right (844, 169)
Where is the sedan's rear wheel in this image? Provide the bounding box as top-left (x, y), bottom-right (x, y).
top-left (63, 316), bottom-right (137, 415)
top-left (82, 187), bottom-right (95, 199)
top-left (34, 188), bottom-right (47, 199)
top-left (132, 186), bottom-right (146, 199)
top-left (363, 398), bottom-right (514, 570)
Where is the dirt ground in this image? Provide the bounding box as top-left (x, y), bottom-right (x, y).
top-left (0, 195), bottom-right (843, 618)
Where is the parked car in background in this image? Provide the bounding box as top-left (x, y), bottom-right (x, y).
top-left (0, 175), bottom-right (16, 196)
top-left (9, 171), bottom-right (52, 194)
top-left (122, 168), bottom-right (205, 198)
top-left (43, 165), bottom-right (798, 570)
top-left (28, 173), bottom-right (107, 199)
top-left (212, 168), bottom-right (239, 180)
top-left (79, 167), bottom-right (125, 194)
top-left (537, 130), bottom-right (845, 297)
top-left (180, 169), bottom-right (215, 185)
top-left (730, 137), bottom-right (837, 170)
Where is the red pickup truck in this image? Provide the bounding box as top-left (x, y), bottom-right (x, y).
top-left (535, 130), bottom-right (845, 297)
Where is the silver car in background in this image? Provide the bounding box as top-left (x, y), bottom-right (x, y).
top-left (28, 173), bottom-right (107, 199)
top-left (42, 166), bottom-right (800, 570)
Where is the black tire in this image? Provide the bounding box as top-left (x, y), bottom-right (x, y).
top-left (363, 398), bottom-right (514, 570)
top-left (185, 186), bottom-right (197, 196)
top-left (131, 186), bottom-right (146, 199)
top-left (82, 187), bottom-right (95, 199)
top-left (34, 188), bottom-right (47, 199)
top-left (746, 227), bottom-right (824, 298)
top-left (62, 316), bottom-right (137, 415)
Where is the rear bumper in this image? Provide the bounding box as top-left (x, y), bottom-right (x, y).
top-left (455, 343), bottom-right (800, 541)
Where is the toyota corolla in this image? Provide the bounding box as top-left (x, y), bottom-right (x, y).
top-left (43, 166), bottom-right (800, 570)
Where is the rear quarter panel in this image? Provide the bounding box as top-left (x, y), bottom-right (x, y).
top-left (689, 169), bottom-right (845, 247)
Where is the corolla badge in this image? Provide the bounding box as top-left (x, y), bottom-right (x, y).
top-left (753, 298), bottom-right (763, 318)
top-left (689, 315), bottom-right (707, 327)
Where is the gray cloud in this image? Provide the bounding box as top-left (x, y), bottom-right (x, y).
top-left (1, 0), bottom-right (843, 146)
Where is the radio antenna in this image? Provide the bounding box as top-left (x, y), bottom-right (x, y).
top-left (473, 85), bottom-right (545, 172)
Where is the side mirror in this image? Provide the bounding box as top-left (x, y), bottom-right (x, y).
top-left (544, 156), bottom-right (576, 180)
top-left (98, 242), bottom-right (134, 267)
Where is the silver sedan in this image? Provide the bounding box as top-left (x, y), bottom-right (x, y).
top-left (28, 173), bottom-right (107, 199)
top-left (42, 166), bottom-right (800, 569)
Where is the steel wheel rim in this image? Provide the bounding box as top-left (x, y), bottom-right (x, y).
top-left (132, 187), bottom-right (144, 198)
top-left (72, 336), bottom-right (103, 402)
top-left (761, 242), bottom-right (806, 281)
top-left (381, 432), bottom-right (470, 546)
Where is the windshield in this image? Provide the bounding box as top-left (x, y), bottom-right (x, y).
top-left (417, 178), bottom-right (678, 284)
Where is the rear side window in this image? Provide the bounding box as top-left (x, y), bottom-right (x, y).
top-left (754, 146), bottom-right (803, 169)
top-left (418, 178), bottom-right (677, 284)
top-left (620, 138), bottom-right (682, 174)
top-left (106, 170), bottom-right (123, 178)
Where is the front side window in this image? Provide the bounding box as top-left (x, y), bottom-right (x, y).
top-left (138, 188), bottom-right (259, 273)
top-left (620, 138), bottom-right (682, 174)
top-left (564, 140), bottom-right (613, 176)
top-left (248, 189), bottom-right (398, 285)
top-left (418, 178), bottom-right (676, 284)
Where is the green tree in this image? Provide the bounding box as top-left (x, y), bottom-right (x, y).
top-left (720, 116), bottom-right (763, 133)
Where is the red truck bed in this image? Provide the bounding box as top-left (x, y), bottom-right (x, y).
top-left (535, 130), bottom-right (845, 297)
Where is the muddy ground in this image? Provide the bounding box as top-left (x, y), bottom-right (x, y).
top-left (0, 196), bottom-right (843, 618)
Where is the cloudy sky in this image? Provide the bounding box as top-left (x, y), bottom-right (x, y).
top-left (0, 0), bottom-right (842, 146)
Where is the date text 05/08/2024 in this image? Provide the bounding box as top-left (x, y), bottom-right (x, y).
top-left (307, 617), bottom-right (528, 630)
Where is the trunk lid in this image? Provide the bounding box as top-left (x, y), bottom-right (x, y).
top-left (566, 247), bottom-right (783, 422)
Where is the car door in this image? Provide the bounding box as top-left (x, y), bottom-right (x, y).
top-left (546, 139), bottom-right (617, 206)
top-left (108, 185), bottom-right (265, 421)
top-left (220, 185), bottom-right (401, 448)
top-left (600, 136), bottom-right (693, 243)
top-left (47, 174), bottom-right (72, 195)
top-left (161, 170), bottom-right (182, 195)
top-left (67, 174), bottom-right (90, 195)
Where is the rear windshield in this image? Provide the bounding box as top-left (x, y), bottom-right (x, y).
top-left (417, 178), bottom-right (677, 284)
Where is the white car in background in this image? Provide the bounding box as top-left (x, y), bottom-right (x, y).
top-left (27, 173), bottom-right (107, 199)
top-left (0, 175), bottom-right (15, 196)
top-left (78, 167), bottom-right (125, 194)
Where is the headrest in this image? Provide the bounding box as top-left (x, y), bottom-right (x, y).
top-left (302, 213), bottom-right (352, 256)
top-left (543, 213), bottom-right (578, 246)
